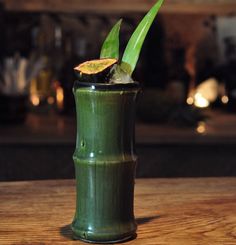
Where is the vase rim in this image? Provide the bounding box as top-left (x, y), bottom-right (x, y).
top-left (74, 80), bottom-right (140, 91)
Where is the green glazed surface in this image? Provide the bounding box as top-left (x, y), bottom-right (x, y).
top-left (72, 84), bottom-right (139, 243)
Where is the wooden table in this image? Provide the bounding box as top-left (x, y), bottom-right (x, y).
top-left (0, 178), bottom-right (236, 244)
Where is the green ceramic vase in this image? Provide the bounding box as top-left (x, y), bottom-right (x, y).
top-left (71, 81), bottom-right (139, 243)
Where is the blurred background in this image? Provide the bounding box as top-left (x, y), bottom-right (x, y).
top-left (0, 0), bottom-right (236, 180)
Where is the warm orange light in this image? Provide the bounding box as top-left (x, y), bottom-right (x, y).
top-left (56, 87), bottom-right (64, 110)
top-left (196, 122), bottom-right (206, 134)
top-left (31, 94), bottom-right (40, 106)
top-left (47, 96), bottom-right (55, 105)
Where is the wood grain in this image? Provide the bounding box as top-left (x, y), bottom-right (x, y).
top-left (0, 178), bottom-right (236, 244)
top-left (3, 0), bottom-right (236, 14)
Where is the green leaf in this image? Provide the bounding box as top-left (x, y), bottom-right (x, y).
top-left (121, 0), bottom-right (164, 75)
top-left (100, 19), bottom-right (122, 59)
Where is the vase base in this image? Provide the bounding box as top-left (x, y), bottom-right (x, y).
top-left (73, 232), bottom-right (136, 244)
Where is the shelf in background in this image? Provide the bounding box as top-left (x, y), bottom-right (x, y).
top-left (2, 0), bottom-right (236, 14)
top-left (1, 110), bottom-right (236, 180)
top-left (1, 110), bottom-right (236, 145)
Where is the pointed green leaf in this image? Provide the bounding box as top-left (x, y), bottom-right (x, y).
top-left (121, 0), bottom-right (164, 75)
top-left (100, 19), bottom-right (122, 59)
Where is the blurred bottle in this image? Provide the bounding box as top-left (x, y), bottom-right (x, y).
top-left (214, 37), bottom-right (236, 111)
top-left (51, 23), bottom-right (65, 113)
top-left (167, 48), bottom-right (190, 104)
top-left (29, 19), bottom-right (55, 110)
top-left (58, 35), bottom-right (87, 114)
top-left (0, 3), bottom-right (5, 88)
top-left (36, 56), bottom-right (53, 101)
top-left (0, 3), bottom-right (5, 60)
top-left (52, 22), bottom-right (64, 78)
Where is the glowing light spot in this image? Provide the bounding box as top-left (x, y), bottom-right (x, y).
top-left (194, 93), bottom-right (209, 108)
top-left (47, 96), bottom-right (55, 105)
top-left (195, 78), bottom-right (218, 102)
top-left (31, 94), bottom-right (40, 106)
top-left (196, 122), bottom-right (206, 134)
top-left (186, 97), bottom-right (194, 105)
top-left (221, 95), bottom-right (229, 104)
top-left (56, 87), bottom-right (64, 110)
